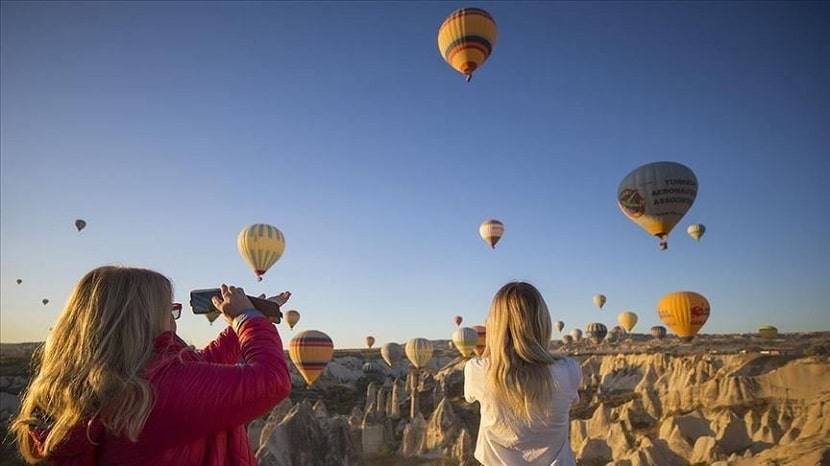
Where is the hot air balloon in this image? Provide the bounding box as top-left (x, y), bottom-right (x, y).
top-left (570, 328), bottom-right (583, 342)
top-left (453, 315), bottom-right (463, 327)
top-left (42, 299), bottom-right (49, 306)
top-left (289, 330), bottom-right (333, 386)
top-left (687, 224), bottom-right (706, 241)
top-left (16, 279), bottom-right (22, 285)
top-left (472, 325), bottom-right (486, 356)
top-left (285, 310), bottom-right (300, 330)
top-left (405, 338), bottom-right (434, 369)
top-left (593, 294), bottom-right (607, 310)
top-left (586, 323), bottom-right (607, 344)
top-left (237, 224), bottom-right (285, 281)
top-left (75, 219), bottom-right (86, 232)
top-left (437, 8), bottom-right (497, 82)
top-left (609, 326), bottom-right (625, 341)
top-left (452, 327), bottom-right (479, 358)
top-left (561, 334), bottom-right (574, 345)
top-left (617, 162), bottom-right (698, 250)
top-left (555, 320), bottom-right (564, 333)
top-left (381, 342), bottom-right (403, 368)
top-left (479, 219), bottom-right (504, 249)
top-left (206, 310), bottom-right (222, 325)
top-left (758, 325), bottom-right (778, 340)
top-left (365, 336), bottom-right (376, 349)
top-left (618, 311), bottom-right (638, 333)
top-left (650, 326), bottom-right (667, 340)
top-left (657, 291), bottom-right (710, 342)
top-left (362, 361), bottom-right (381, 374)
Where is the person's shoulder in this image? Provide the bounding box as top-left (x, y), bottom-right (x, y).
top-left (464, 357), bottom-right (487, 375)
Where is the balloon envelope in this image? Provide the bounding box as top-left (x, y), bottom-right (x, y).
top-left (472, 325), bottom-right (487, 356)
top-left (657, 291), bottom-right (710, 341)
top-left (617, 162), bottom-right (698, 250)
top-left (381, 342), bottom-right (403, 368)
top-left (593, 294), bottom-right (606, 309)
top-left (405, 338), bottom-right (434, 369)
top-left (237, 224), bottom-right (285, 280)
top-left (365, 336), bottom-right (375, 349)
top-left (650, 326), bottom-right (667, 340)
top-left (687, 224), bottom-right (706, 241)
top-left (586, 323), bottom-right (608, 344)
top-left (479, 220), bottom-right (504, 249)
top-left (561, 334), bottom-right (574, 345)
top-left (570, 328), bottom-right (583, 342)
top-left (42, 299), bottom-right (49, 306)
top-left (16, 279), bottom-right (22, 285)
top-left (758, 325), bottom-right (778, 340)
top-left (285, 310), bottom-right (300, 330)
top-left (437, 8), bottom-right (497, 81)
top-left (453, 315), bottom-right (463, 327)
top-left (555, 320), bottom-right (564, 333)
top-left (75, 219), bottom-right (86, 232)
top-left (206, 310), bottom-right (221, 324)
top-left (289, 330), bottom-right (333, 386)
top-left (452, 327), bottom-right (479, 358)
top-left (617, 311), bottom-right (638, 332)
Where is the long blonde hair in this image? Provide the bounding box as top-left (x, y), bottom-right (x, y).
top-left (485, 282), bottom-right (559, 424)
top-left (12, 266), bottom-right (172, 463)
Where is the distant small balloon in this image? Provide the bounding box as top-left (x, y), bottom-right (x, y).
top-left (555, 320), bottom-right (564, 333)
top-left (42, 298), bottom-right (49, 306)
top-left (758, 325), bottom-right (778, 340)
top-left (687, 224), bottom-right (706, 241)
top-left (75, 219), bottom-right (87, 232)
top-left (650, 326), bottom-right (667, 340)
top-left (16, 279), bottom-right (22, 285)
top-left (206, 310), bottom-right (222, 325)
top-left (570, 328), bottom-right (583, 342)
top-left (479, 219), bottom-right (504, 249)
top-left (381, 342), bottom-right (403, 368)
top-left (617, 311), bottom-right (638, 333)
top-left (473, 325), bottom-right (487, 356)
top-left (285, 310), bottom-right (300, 330)
top-left (453, 315), bottom-right (463, 327)
top-left (593, 294), bottom-right (607, 310)
top-left (586, 323), bottom-right (607, 344)
top-left (365, 336), bottom-right (376, 349)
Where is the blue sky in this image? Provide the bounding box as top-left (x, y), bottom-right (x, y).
top-left (2, 2), bottom-right (828, 347)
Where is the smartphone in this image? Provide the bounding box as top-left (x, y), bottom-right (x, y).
top-left (190, 288), bottom-right (282, 323)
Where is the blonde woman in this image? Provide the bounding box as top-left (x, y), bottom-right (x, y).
top-left (11, 266), bottom-right (291, 465)
top-left (464, 282), bottom-right (582, 466)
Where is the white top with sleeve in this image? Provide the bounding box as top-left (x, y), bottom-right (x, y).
top-left (463, 357), bottom-right (582, 466)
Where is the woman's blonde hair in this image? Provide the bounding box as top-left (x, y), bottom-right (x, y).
top-left (12, 266), bottom-right (172, 463)
top-left (485, 282), bottom-right (559, 424)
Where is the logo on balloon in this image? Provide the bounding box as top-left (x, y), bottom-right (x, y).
top-left (618, 189), bottom-right (645, 217)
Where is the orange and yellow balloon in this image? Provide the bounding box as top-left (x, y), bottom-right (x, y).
top-left (479, 219), bottom-right (504, 249)
top-left (285, 310), bottom-right (300, 330)
top-left (452, 327), bottom-right (479, 358)
top-left (289, 330), bottom-right (333, 386)
top-left (437, 8), bottom-right (497, 82)
top-left (657, 291), bottom-right (710, 342)
top-left (618, 162), bottom-right (698, 250)
top-left (237, 224), bottom-right (285, 281)
top-left (617, 311), bottom-right (638, 333)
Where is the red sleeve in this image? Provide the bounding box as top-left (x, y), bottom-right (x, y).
top-left (140, 317), bottom-right (291, 448)
top-left (196, 326), bottom-right (241, 364)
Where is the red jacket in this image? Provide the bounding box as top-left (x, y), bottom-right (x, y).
top-left (30, 316), bottom-right (291, 465)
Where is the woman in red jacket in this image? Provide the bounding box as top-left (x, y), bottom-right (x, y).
top-left (11, 266), bottom-right (292, 465)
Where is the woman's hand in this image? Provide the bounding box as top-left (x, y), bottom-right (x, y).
top-left (211, 284), bottom-right (255, 320)
top-left (257, 291), bottom-right (291, 323)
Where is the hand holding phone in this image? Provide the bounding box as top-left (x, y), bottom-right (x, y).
top-left (190, 286), bottom-right (283, 323)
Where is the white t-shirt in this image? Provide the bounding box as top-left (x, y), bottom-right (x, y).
top-left (464, 357), bottom-right (582, 466)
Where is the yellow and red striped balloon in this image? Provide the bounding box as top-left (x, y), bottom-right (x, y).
top-left (285, 310), bottom-right (300, 330)
top-left (437, 8), bottom-right (498, 82)
top-left (473, 325), bottom-right (486, 356)
top-left (237, 224), bottom-right (286, 281)
top-left (289, 330), bottom-right (333, 386)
